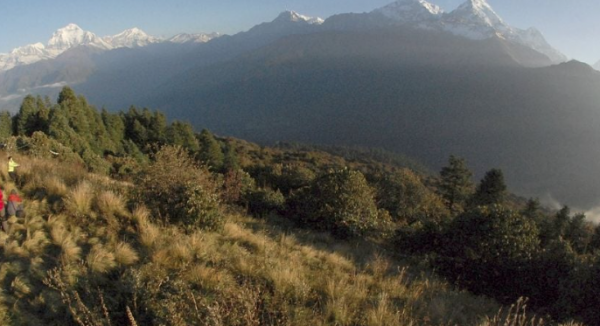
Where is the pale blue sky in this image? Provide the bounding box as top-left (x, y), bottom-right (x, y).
top-left (1, 0), bottom-right (599, 64)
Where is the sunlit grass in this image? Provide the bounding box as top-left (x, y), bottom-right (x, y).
top-left (64, 181), bottom-right (94, 218)
top-left (0, 152), bottom-right (575, 326)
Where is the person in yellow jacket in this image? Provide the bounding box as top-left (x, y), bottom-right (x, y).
top-left (8, 156), bottom-right (19, 182)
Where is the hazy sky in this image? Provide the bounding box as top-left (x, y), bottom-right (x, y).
top-left (1, 0), bottom-right (599, 64)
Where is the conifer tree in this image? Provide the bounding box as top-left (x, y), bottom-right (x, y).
top-left (222, 142), bottom-right (240, 172)
top-left (101, 109), bottom-right (125, 154)
top-left (15, 95), bottom-right (37, 136)
top-left (197, 129), bottom-right (223, 171)
top-left (34, 95), bottom-right (50, 134)
top-left (0, 111), bottom-right (13, 142)
top-left (57, 86), bottom-right (77, 106)
top-left (522, 198), bottom-right (542, 220)
top-left (470, 168), bottom-right (507, 207)
top-left (148, 111), bottom-right (168, 145)
top-left (438, 155), bottom-right (474, 213)
top-left (167, 121), bottom-right (199, 152)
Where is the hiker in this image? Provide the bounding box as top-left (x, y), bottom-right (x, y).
top-left (7, 156), bottom-right (19, 183)
top-left (6, 189), bottom-right (24, 219)
top-left (0, 186), bottom-right (6, 233)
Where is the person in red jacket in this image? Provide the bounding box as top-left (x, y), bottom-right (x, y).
top-left (6, 189), bottom-right (23, 218)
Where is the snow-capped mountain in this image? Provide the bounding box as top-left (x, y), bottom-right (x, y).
top-left (593, 60), bottom-right (600, 71)
top-left (103, 28), bottom-right (161, 48)
top-left (442, 0), bottom-right (509, 39)
top-left (513, 27), bottom-right (567, 64)
top-left (0, 24), bottom-right (111, 71)
top-left (0, 24), bottom-right (165, 72)
top-left (0, 43), bottom-right (51, 71)
top-left (371, 0), bottom-right (567, 63)
top-left (273, 11), bottom-right (324, 25)
top-left (46, 24), bottom-right (111, 55)
top-left (373, 0), bottom-right (443, 24)
top-left (168, 32), bottom-right (221, 44)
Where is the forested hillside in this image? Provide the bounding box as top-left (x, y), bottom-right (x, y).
top-left (0, 88), bottom-right (598, 325)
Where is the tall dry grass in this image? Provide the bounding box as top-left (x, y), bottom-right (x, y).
top-left (0, 151), bottom-right (584, 326)
top-left (64, 181), bottom-right (94, 218)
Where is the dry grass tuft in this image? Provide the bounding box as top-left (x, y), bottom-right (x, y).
top-left (23, 214), bottom-right (46, 233)
top-left (95, 190), bottom-right (127, 218)
top-left (151, 249), bottom-right (175, 268)
top-left (86, 244), bottom-right (117, 274)
top-left (44, 175), bottom-right (68, 198)
top-left (114, 242), bottom-right (139, 266)
top-left (132, 205), bottom-right (150, 225)
top-left (22, 230), bottom-right (50, 255)
top-left (184, 264), bottom-right (235, 291)
top-left (366, 293), bottom-right (401, 326)
top-left (4, 240), bottom-right (29, 258)
top-left (11, 275), bottom-right (33, 298)
top-left (169, 241), bottom-right (193, 265)
top-left (50, 225), bottom-right (82, 264)
top-left (65, 181), bottom-right (94, 218)
top-left (367, 254), bottom-right (392, 279)
top-left (139, 221), bottom-right (160, 249)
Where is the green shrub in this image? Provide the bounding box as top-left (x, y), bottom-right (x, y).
top-left (135, 145), bottom-right (223, 230)
top-left (436, 205), bottom-right (540, 303)
top-left (246, 188), bottom-right (285, 218)
top-left (286, 168), bottom-right (381, 238)
top-left (376, 169), bottom-right (449, 224)
top-left (184, 181), bottom-right (222, 230)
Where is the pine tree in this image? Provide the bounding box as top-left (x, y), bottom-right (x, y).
top-left (34, 95), bottom-right (50, 134)
top-left (222, 142), bottom-right (240, 172)
top-left (101, 109), bottom-right (125, 154)
top-left (470, 168), bottom-right (507, 207)
top-left (0, 111), bottom-right (13, 142)
top-left (15, 95), bottom-right (37, 136)
top-left (438, 155), bottom-right (474, 213)
top-left (167, 121), bottom-right (199, 152)
top-left (57, 86), bottom-right (77, 106)
top-left (148, 111), bottom-right (167, 145)
top-left (197, 129), bottom-right (223, 171)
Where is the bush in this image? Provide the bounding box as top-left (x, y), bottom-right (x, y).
top-left (246, 188), bottom-right (285, 218)
top-left (376, 169), bottom-right (449, 225)
top-left (395, 220), bottom-right (447, 254)
top-left (285, 168), bottom-right (381, 238)
top-left (134, 145), bottom-right (223, 230)
top-left (436, 205), bottom-right (540, 303)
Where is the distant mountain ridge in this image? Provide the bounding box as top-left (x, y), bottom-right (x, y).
top-left (0, 23), bottom-right (221, 72)
top-left (0, 0), bottom-right (566, 74)
top-left (373, 0), bottom-right (567, 63)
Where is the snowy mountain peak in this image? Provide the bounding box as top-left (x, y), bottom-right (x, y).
top-left (274, 11), bottom-right (324, 25)
top-left (445, 0), bottom-right (507, 34)
top-left (168, 32), bottom-right (221, 44)
top-left (374, 0), bottom-right (444, 22)
top-left (47, 23), bottom-right (111, 53)
top-left (373, 0), bottom-right (444, 26)
top-left (104, 27), bottom-right (161, 48)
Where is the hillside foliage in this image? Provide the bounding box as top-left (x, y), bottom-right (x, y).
top-left (0, 88), bottom-right (597, 325)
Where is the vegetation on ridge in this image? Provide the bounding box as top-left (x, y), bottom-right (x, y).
top-left (0, 87), bottom-right (597, 325)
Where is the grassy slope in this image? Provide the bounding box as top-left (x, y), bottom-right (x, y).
top-left (0, 153), bottom-right (577, 325)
